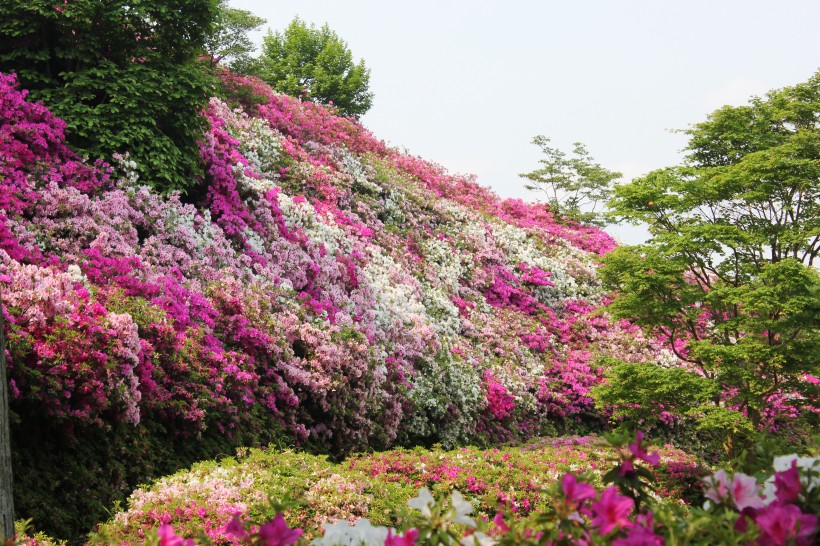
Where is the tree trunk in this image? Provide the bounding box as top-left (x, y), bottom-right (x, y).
top-left (0, 288), bottom-right (14, 541)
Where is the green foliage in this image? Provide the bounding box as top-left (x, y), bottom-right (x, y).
top-left (520, 136), bottom-right (621, 226)
top-left (0, 0), bottom-right (220, 193)
top-left (257, 17), bottom-right (373, 118)
top-left (593, 359), bottom-right (717, 428)
top-left (204, 1), bottom-right (266, 70)
top-left (599, 71), bottom-right (820, 451)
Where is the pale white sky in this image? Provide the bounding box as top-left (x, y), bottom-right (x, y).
top-left (229, 0), bottom-right (820, 243)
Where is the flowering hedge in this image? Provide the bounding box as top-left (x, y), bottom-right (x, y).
top-left (91, 434), bottom-right (708, 544)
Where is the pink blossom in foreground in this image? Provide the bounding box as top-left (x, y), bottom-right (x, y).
top-left (754, 504), bottom-right (817, 546)
top-left (157, 524), bottom-right (195, 546)
top-left (773, 460), bottom-right (803, 504)
top-left (258, 514), bottom-right (304, 546)
top-left (590, 487), bottom-right (634, 535)
top-left (561, 473), bottom-right (596, 506)
top-left (384, 528), bottom-right (419, 546)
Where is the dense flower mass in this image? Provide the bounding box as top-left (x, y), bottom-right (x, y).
top-left (0, 69), bottom-right (656, 455)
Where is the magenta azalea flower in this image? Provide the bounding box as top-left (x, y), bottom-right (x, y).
top-left (591, 486), bottom-right (634, 535)
top-left (628, 431), bottom-right (660, 466)
top-left (157, 524), bottom-right (195, 546)
top-left (258, 514), bottom-right (304, 546)
top-left (224, 516), bottom-right (250, 541)
top-left (755, 504), bottom-right (818, 546)
top-left (385, 528), bottom-right (419, 546)
top-left (774, 460), bottom-right (803, 504)
top-left (612, 525), bottom-right (665, 546)
top-left (561, 473), bottom-right (596, 505)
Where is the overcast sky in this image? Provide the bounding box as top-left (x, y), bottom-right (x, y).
top-left (229, 0), bottom-right (820, 243)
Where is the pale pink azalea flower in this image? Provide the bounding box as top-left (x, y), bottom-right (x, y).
top-left (729, 473), bottom-right (764, 511)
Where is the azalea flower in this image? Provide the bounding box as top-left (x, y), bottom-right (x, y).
top-left (449, 490), bottom-right (477, 527)
top-left (157, 524), bottom-right (195, 546)
top-left (773, 460), bottom-right (803, 504)
top-left (561, 473), bottom-right (596, 505)
top-left (628, 431), bottom-right (660, 466)
top-left (385, 528), bottom-right (419, 546)
top-left (590, 487), bottom-right (634, 535)
top-left (313, 519), bottom-right (388, 546)
top-left (704, 470), bottom-right (730, 505)
top-left (223, 516), bottom-right (250, 541)
top-left (407, 488), bottom-right (435, 517)
top-left (258, 514), bottom-right (303, 546)
top-left (755, 504), bottom-right (818, 546)
top-left (729, 473), bottom-right (764, 511)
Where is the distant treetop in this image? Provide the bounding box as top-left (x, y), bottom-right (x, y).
top-left (256, 17), bottom-right (374, 118)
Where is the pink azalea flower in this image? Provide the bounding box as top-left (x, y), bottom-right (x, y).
top-left (612, 526), bottom-right (665, 546)
top-left (493, 512), bottom-right (510, 533)
top-left (613, 512), bottom-right (664, 545)
top-left (157, 524), bottom-right (195, 546)
top-left (257, 514), bottom-right (304, 546)
top-left (619, 458), bottom-right (636, 477)
top-left (755, 504), bottom-right (818, 546)
top-left (729, 473), bottom-right (764, 511)
top-left (385, 528), bottom-right (419, 546)
top-left (704, 469), bottom-right (731, 504)
top-left (591, 487), bottom-right (634, 535)
top-left (629, 431), bottom-right (660, 466)
top-left (561, 473), bottom-right (596, 505)
top-left (774, 460), bottom-right (803, 504)
top-left (224, 516), bottom-right (249, 541)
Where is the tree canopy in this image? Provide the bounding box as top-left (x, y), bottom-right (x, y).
top-left (520, 136), bottom-right (621, 226)
top-left (204, 0), bottom-right (266, 70)
top-left (0, 0), bottom-right (220, 193)
top-left (595, 72), bottom-right (820, 452)
top-left (257, 17), bottom-right (373, 118)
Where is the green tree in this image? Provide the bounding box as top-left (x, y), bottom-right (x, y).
top-left (520, 136), bottom-right (621, 226)
top-left (257, 17), bottom-right (373, 118)
top-left (597, 72), bottom-right (820, 452)
top-left (204, 0), bottom-right (266, 70)
top-left (0, 0), bottom-right (220, 193)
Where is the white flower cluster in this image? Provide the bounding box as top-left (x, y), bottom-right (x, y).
top-left (421, 237), bottom-right (465, 292)
top-left (487, 220), bottom-right (604, 306)
top-left (404, 353), bottom-right (484, 448)
top-left (361, 246), bottom-right (430, 331)
top-left (276, 193), bottom-right (355, 255)
top-left (337, 149), bottom-right (382, 195)
top-left (421, 283), bottom-right (462, 339)
top-left (235, 165), bottom-right (279, 196)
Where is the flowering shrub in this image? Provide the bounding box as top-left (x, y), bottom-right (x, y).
top-left (2, 69), bottom-right (813, 540)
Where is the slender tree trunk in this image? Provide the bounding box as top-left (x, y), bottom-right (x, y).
top-left (0, 288), bottom-right (14, 542)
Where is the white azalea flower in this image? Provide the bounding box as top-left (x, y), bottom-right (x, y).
top-left (408, 487), bottom-right (436, 517)
top-left (449, 490), bottom-right (476, 527)
top-left (313, 518), bottom-right (389, 546)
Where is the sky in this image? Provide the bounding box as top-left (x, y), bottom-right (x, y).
top-left (228, 0), bottom-right (820, 243)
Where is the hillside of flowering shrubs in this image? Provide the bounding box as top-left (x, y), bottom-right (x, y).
top-left (1, 68), bottom-right (816, 542)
